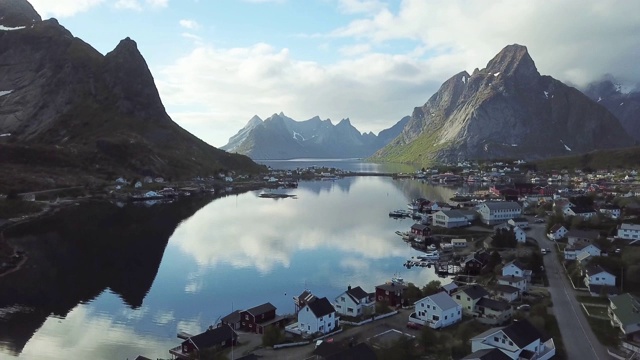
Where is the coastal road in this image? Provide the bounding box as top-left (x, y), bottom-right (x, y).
top-left (528, 219), bottom-right (611, 359)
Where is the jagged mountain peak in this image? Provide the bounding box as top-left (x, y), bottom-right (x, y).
top-left (337, 118), bottom-right (351, 126)
top-left (0, 0), bottom-right (41, 27)
top-left (483, 44), bottom-right (540, 82)
top-left (247, 115), bottom-right (263, 125)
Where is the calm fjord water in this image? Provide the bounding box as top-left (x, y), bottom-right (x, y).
top-left (0, 176), bottom-right (460, 360)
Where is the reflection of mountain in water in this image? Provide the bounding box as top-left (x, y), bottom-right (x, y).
top-left (299, 178), bottom-right (354, 195)
top-left (0, 196), bottom-right (214, 356)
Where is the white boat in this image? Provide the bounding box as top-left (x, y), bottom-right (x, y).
top-left (391, 275), bottom-right (405, 285)
top-left (418, 250), bottom-right (440, 260)
top-left (426, 244), bottom-right (437, 251)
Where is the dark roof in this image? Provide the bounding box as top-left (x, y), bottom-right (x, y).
top-left (134, 356), bottom-right (152, 360)
top-left (307, 297), bottom-right (336, 318)
top-left (585, 265), bottom-right (611, 277)
top-left (245, 302), bottom-right (276, 316)
top-left (566, 229), bottom-right (599, 240)
top-left (458, 284), bottom-right (489, 300)
top-left (188, 324), bottom-right (237, 350)
top-left (569, 206), bottom-right (596, 214)
top-left (221, 310), bottom-right (241, 323)
top-left (549, 224), bottom-right (566, 233)
top-left (461, 348), bottom-right (511, 360)
top-left (588, 284), bottom-right (619, 296)
top-left (411, 224), bottom-right (429, 231)
top-left (510, 217), bottom-right (529, 223)
top-left (501, 319), bottom-right (544, 348)
top-left (325, 342), bottom-right (378, 360)
top-left (347, 286), bottom-right (369, 301)
top-left (495, 284), bottom-right (520, 294)
top-left (477, 297), bottom-right (511, 311)
top-left (376, 283), bottom-right (408, 292)
top-left (464, 250), bottom-right (490, 265)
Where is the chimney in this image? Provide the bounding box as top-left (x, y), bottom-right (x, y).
top-left (348, 285), bottom-right (351, 291)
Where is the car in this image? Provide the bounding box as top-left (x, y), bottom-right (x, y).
top-left (406, 322), bottom-right (422, 330)
top-left (541, 248), bottom-right (548, 254)
top-left (535, 219), bottom-right (545, 223)
top-left (517, 304), bottom-right (531, 311)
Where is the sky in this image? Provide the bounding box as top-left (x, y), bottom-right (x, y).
top-left (27, 0), bottom-right (640, 148)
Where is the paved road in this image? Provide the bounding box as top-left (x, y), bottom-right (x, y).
top-left (528, 219), bottom-right (611, 359)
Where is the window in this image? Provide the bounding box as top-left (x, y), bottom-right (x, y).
top-left (347, 308), bottom-right (354, 313)
top-left (509, 341), bottom-right (513, 346)
top-left (245, 315), bottom-right (249, 320)
top-left (444, 315), bottom-right (448, 320)
top-left (341, 296), bottom-right (345, 302)
top-left (494, 336), bottom-right (499, 342)
top-left (432, 315), bottom-right (439, 320)
top-left (421, 303), bottom-right (424, 307)
top-left (456, 295), bottom-right (460, 300)
top-left (467, 297), bottom-right (470, 301)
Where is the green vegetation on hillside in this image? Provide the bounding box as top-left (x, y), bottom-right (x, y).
top-left (534, 146), bottom-right (640, 171)
top-left (371, 127), bottom-right (451, 166)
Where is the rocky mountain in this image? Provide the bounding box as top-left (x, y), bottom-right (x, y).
top-left (583, 77), bottom-right (640, 141)
top-left (222, 112), bottom-right (409, 159)
top-left (372, 44), bottom-right (636, 165)
top-left (0, 0), bottom-right (263, 191)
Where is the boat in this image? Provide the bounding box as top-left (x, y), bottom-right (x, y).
top-left (418, 250), bottom-right (440, 260)
top-left (388, 209), bottom-right (412, 218)
top-left (426, 244), bottom-right (437, 251)
top-left (391, 275), bottom-right (405, 285)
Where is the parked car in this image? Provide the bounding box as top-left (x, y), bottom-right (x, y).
top-left (406, 322), bottom-right (422, 330)
top-left (535, 219), bottom-right (545, 223)
top-left (517, 304), bottom-right (531, 311)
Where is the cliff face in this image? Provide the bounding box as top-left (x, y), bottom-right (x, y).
top-left (372, 44), bottom-right (636, 164)
top-left (222, 112), bottom-right (408, 160)
top-left (583, 78), bottom-right (640, 141)
top-left (0, 0), bottom-right (263, 184)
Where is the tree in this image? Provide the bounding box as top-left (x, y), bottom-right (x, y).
top-left (262, 326), bottom-right (284, 347)
top-left (421, 280), bottom-right (442, 297)
top-left (419, 326), bottom-right (439, 350)
top-left (405, 283), bottom-right (423, 304)
top-left (486, 250), bottom-right (502, 273)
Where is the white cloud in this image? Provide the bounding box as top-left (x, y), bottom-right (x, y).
top-left (179, 19), bottom-right (200, 30)
top-left (115, 0), bottom-right (142, 10)
top-left (337, 0), bottom-right (386, 14)
top-left (146, 0), bottom-right (169, 7)
top-left (29, 0), bottom-right (106, 18)
top-left (339, 43), bottom-right (371, 57)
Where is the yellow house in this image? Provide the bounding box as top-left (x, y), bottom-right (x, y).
top-left (452, 285), bottom-right (490, 315)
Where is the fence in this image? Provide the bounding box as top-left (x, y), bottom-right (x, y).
top-left (339, 310), bottom-right (399, 326)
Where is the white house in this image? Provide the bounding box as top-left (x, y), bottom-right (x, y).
top-left (584, 265), bottom-right (616, 287)
top-left (618, 223), bottom-right (640, 241)
top-left (599, 204), bottom-right (621, 219)
top-left (495, 285), bottom-right (520, 303)
top-left (507, 217), bottom-right (529, 229)
top-left (477, 202), bottom-right (522, 226)
top-left (298, 297), bottom-right (338, 335)
top-left (333, 286), bottom-right (374, 317)
top-left (495, 224), bottom-right (527, 243)
top-left (564, 206), bottom-right (597, 220)
top-left (470, 319), bottom-right (556, 360)
top-left (566, 229), bottom-right (600, 247)
top-left (410, 292), bottom-right (462, 329)
top-left (501, 260), bottom-right (532, 282)
top-left (452, 238), bottom-right (468, 248)
top-left (547, 224), bottom-right (568, 241)
top-left (432, 210), bottom-right (469, 228)
top-left (564, 243), bottom-right (602, 261)
top-left (497, 275), bottom-right (527, 293)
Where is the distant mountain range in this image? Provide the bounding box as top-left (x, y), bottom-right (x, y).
top-left (221, 112), bottom-right (409, 159)
top-left (582, 77), bottom-right (640, 141)
top-left (0, 0), bottom-right (263, 192)
top-left (371, 44), bottom-right (636, 164)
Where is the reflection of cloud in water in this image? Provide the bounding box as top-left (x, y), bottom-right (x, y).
top-left (16, 305), bottom-right (177, 360)
top-left (171, 177), bottom-right (414, 274)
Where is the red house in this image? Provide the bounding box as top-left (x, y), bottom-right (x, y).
top-left (170, 324), bottom-right (237, 359)
top-left (375, 282), bottom-right (407, 307)
top-left (410, 224), bottom-right (431, 240)
top-left (239, 302), bottom-right (286, 334)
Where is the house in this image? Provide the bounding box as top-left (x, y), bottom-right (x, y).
top-left (441, 282), bottom-right (459, 295)
top-left (501, 260), bottom-right (532, 282)
top-left (566, 229), bottom-right (600, 247)
top-left (547, 224), bottom-right (568, 241)
top-left (334, 286), bottom-right (374, 317)
top-left (410, 292), bottom-right (462, 329)
top-left (294, 290), bottom-right (318, 313)
top-left (452, 238), bottom-right (468, 248)
top-left (507, 217), bottom-right (529, 229)
top-left (617, 223), bottom-right (640, 241)
top-left (298, 297), bottom-right (338, 336)
top-left (494, 284), bottom-right (520, 303)
top-left (477, 202), bottom-right (522, 225)
top-left (584, 265), bottom-right (617, 296)
top-left (432, 210), bottom-right (469, 228)
top-left (240, 303), bottom-right (285, 334)
top-left (599, 204), bottom-right (621, 219)
top-left (410, 223), bottom-right (430, 240)
top-left (470, 319), bottom-right (556, 360)
top-left (220, 310), bottom-right (242, 330)
top-left (375, 282), bottom-right (407, 307)
top-left (461, 250), bottom-right (491, 275)
top-left (552, 198), bottom-right (574, 214)
top-left (564, 206), bottom-right (597, 219)
top-left (564, 243), bottom-right (601, 261)
top-left (475, 298), bottom-right (513, 325)
top-left (497, 275), bottom-right (527, 293)
top-left (495, 224), bottom-right (526, 243)
top-left (452, 285), bottom-right (490, 316)
top-left (462, 348), bottom-right (512, 360)
top-left (609, 293), bottom-right (640, 342)
top-left (170, 324), bottom-right (238, 359)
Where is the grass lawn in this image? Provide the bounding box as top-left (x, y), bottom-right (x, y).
top-left (576, 295), bottom-right (610, 305)
top-left (583, 305), bottom-right (608, 317)
top-left (584, 317), bottom-right (620, 347)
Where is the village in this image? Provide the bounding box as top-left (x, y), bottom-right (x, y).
top-left (126, 161), bottom-right (640, 360)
